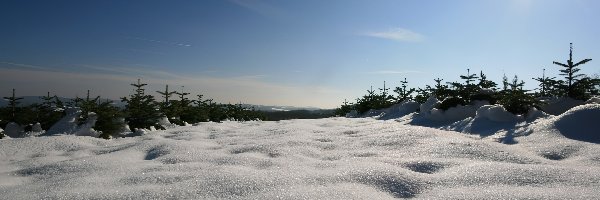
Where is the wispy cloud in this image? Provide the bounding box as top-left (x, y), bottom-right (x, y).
top-left (362, 28), bottom-right (424, 42)
top-left (0, 61), bottom-right (53, 71)
top-left (124, 36), bottom-right (192, 47)
top-left (79, 64), bottom-right (184, 80)
top-left (368, 70), bottom-right (424, 74)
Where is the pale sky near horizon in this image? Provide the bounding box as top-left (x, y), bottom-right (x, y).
top-left (1, 0), bottom-right (599, 108)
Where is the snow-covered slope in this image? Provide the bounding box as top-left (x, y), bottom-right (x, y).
top-left (1, 117), bottom-right (600, 199)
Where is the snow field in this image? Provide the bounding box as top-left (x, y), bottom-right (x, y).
top-left (1, 116), bottom-right (600, 199)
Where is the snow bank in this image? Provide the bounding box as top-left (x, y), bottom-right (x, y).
top-left (372, 101), bottom-right (420, 120)
top-left (475, 105), bottom-right (520, 122)
top-left (540, 97), bottom-right (584, 115)
top-left (550, 104), bottom-right (600, 143)
top-left (426, 100), bottom-right (489, 122)
top-left (1, 118), bottom-right (600, 199)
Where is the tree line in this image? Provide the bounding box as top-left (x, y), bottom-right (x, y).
top-left (336, 43), bottom-right (600, 116)
top-left (0, 79), bottom-right (266, 139)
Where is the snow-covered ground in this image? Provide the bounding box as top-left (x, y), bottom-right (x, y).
top-left (1, 106), bottom-right (600, 199)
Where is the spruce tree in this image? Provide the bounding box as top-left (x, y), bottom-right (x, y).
top-left (432, 78), bottom-right (451, 100)
top-left (172, 86), bottom-right (195, 125)
top-left (121, 79), bottom-right (161, 130)
top-left (95, 100), bottom-right (125, 139)
top-left (393, 78), bottom-right (416, 102)
top-left (3, 89), bottom-right (23, 122)
top-left (156, 84), bottom-right (177, 118)
top-left (79, 90), bottom-right (101, 124)
top-left (553, 43), bottom-right (593, 99)
top-left (37, 92), bottom-right (65, 130)
top-left (498, 75), bottom-right (539, 115)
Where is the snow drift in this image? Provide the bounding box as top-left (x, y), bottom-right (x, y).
top-left (545, 104), bottom-right (600, 143)
top-left (1, 118), bottom-right (600, 199)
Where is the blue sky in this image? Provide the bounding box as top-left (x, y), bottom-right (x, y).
top-left (1, 0), bottom-right (599, 108)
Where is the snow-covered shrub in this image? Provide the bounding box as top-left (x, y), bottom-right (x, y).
top-left (4, 122), bottom-right (23, 138)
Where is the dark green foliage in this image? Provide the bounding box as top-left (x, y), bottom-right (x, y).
top-left (532, 69), bottom-right (563, 97)
top-left (36, 92), bottom-right (65, 130)
top-left (156, 84), bottom-right (177, 119)
top-left (498, 75), bottom-right (540, 115)
top-left (121, 79), bottom-right (162, 130)
top-left (437, 97), bottom-right (466, 111)
top-left (432, 78), bottom-right (452, 101)
top-left (170, 89), bottom-right (195, 125)
top-left (471, 93), bottom-right (497, 104)
top-left (3, 89), bottom-right (23, 122)
top-left (394, 78), bottom-right (416, 102)
top-left (553, 43), bottom-right (595, 100)
top-left (450, 68), bottom-right (480, 103)
top-left (335, 99), bottom-right (354, 116)
top-left (95, 100), bottom-right (125, 139)
top-left (78, 90), bottom-right (101, 125)
top-left (354, 85), bottom-right (394, 114)
top-left (414, 86), bottom-right (432, 104)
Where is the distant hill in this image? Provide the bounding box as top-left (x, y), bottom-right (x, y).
top-left (241, 104), bottom-right (324, 112)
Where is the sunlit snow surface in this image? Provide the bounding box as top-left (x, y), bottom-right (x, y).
top-left (1, 117), bottom-right (600, 199)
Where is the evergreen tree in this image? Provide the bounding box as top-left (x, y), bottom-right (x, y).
top-left (335, 99), bottom-right (354, 116)
top-left (498, 75), bottom-right (539, 115)
top-left (172, 86), bottom-right (195, 125)
top-left (79, 90), bottom-right (101, 124)
top-left (193, 94), bottom-right (211, 122)
top-left (477, 71), bottom-right (497, 89)
top-left (414, 85), bottom-right (433, 103)
top-left (3, 89), bottom-right (23, 122)
top-left (553, 43), bottom-right (593, 99)
top-left (378, 81), bottom-right (395, 105)
top-left (95, 100), bottom-right (125, 139)
top-left (121, 79), bottom-right (161, 130)
top-left (432, 78), bottom-right (452, 100)
top-left (156, 84), bottom-right (177, 118)
top-left (393, 78), bottom-right (416, 102)
top-left (36, 92), bottom-right (65, 130)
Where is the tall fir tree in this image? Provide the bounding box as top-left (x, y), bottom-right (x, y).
top-left (553, 43), bottom-right (593, 99)
top-left (156, 84), bottom-right (177, 118)
top-left (3, 89), bottom-right (23, 122)
top-left (121, 79), bottom-right (161, 130)
top-left (36, 92), bottom-right (65, 130)
top-left (394, 78), bottom-right (416, 102)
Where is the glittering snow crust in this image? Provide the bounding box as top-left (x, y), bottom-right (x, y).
top-left (1, 116), bottom-right (600, 199)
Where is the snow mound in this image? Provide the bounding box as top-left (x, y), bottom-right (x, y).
top-left (551, 104), bottom-right (600, 143)
top-left (419, 96), bottom-right (440, 115)
top-left (4, 122), bottom-right (23, 138)
top-left (585, 96), bottom-right (600, 104)
top-left (540, 97), bottom-right (584, 115)
top-left (427, 100), bottom-right (489, 122)
top-left (475, 105), bottom-right (519, 122)
top-left (374, 101), bottom-right (420, 120)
